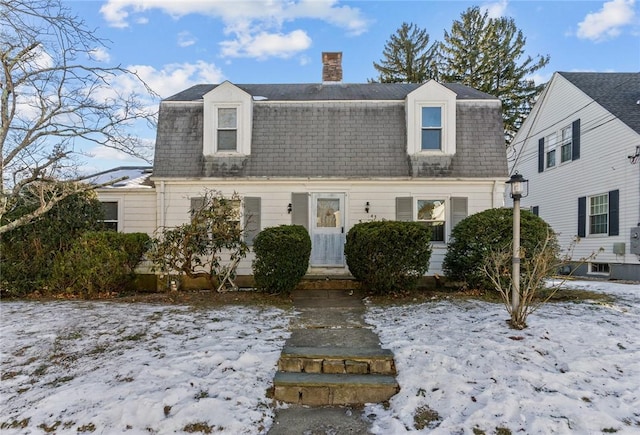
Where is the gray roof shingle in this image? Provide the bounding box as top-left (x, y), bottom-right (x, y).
top-left (154, 82), bottom-right (507, 179)
top-left (164, 82), bottom-right (497, 102)
top-left (559, 72), bottom-right (640, 135)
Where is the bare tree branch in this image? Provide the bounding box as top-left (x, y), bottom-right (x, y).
top-left (0, 0), bottom-right (158, 233)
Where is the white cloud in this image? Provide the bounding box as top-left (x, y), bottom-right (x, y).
top-left (177, 31), bottom-right (197, 47)
top-left (127, 61), bottom-right (225, 98)
top-left (89, 47), bottom-right (111, 62)
top-left (577, 0), bottom-right (636, 41)
top-left (99, 0), bottom-right (370, 59)
top-left (220, 29), bottom-right (312, 59)
top-left (482, 0), bottom-right (509, 19)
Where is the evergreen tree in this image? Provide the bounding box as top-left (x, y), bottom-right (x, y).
top-left (372, 22), bottom-right (439, 83)
top-left (439, 7), bottom-right (549, 144)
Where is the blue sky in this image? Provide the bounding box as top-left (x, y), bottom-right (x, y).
top-left (68, 0), bottom-right (639, 173)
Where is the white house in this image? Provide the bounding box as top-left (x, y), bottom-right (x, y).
top-left (509, 72), bottom-right (640, 281)
top-left (98, 52), bottom-right (508, 280)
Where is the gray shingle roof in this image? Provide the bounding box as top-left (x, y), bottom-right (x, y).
top-left (164, 82), bottom-right (497, 102)
top-left (559, 72), bottom-right (640, 135)
top-left (154, 82), bottom-right (507, 179)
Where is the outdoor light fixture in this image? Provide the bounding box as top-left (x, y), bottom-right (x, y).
top-left (505, 171), bottom-right (529, 325)
top-left (365, 201), bottom-right (370, 213)
top-left (506, 172), bottom-right (529, 200)
top-left (287, 203), bottom-right (292, 214)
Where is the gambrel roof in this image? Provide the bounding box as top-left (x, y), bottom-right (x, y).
top-left (154, 82), bottom-right (507, 179)
top-left (559, 72), bottom-right (640, 135)
top-left (165, 83), bottom-right (497, 102)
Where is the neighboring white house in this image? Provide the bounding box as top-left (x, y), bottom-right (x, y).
top-left (509, 72), bottom-right (640, 281)
top-left (88, 166), bottom-right (156, 235)
top-left (96, 52), bottom-right (508, 279)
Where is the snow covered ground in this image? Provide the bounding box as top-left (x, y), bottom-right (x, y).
top-left (365, 280), bottom-right (640, 434)
top-left (1, 280), bottom-right (638, 434)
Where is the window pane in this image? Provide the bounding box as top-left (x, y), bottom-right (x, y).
top-left (561, 143), bottom-right (572, 162)
top-left (430, 222), bottom-right (444, 242)
top-left (421, 129), bottom-right (441, 150)
top-left (102, 202), bottom-right (118, 220)
top-left (316, 198), bottom-right (340, 228)
top-left (589, 194), bottom-right (608, 234)
top-left (417, 200), bottom-right (445, 221)
top-left (218, 108), bottom-right (236, 128)
top-left (421, 107), bottom-right (441, 127)
top-left (546, 149), bottom-right (556, 168)
top-left (217, 130), bottom-right (237, 151)
top-left (561, 126), bottom-right (571, 142)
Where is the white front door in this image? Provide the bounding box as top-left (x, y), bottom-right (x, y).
top-left (310, 193), bottom-right (345, 266)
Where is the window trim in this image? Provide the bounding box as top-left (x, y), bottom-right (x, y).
top-left (415, 197), bottom-right (447, 243)
top-left (588, 193), bottom-right (609, 236)
top-left (405, 81), bottom-right (457, 156)
top-left (589, 262), bottom-right (610, 276)
top-left (100, 199), bottom-right (121, 232)
top-left (216, 107), bottom-right (238, 152)
top-left (420, 106), bottom-right (443, 151)
top-left (202, 81), bottom-right (252, 156)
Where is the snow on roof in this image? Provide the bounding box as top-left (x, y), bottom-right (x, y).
top-left (85, 166), bottom-right (154, 188)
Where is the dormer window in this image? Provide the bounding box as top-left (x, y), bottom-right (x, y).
top-left (217, 107), bottom-right (237, 151)
top-left (406, 80), bottom-right (457, 156)
top-left (202, 81), bottom-right (252, 156)
top-left (421, 107), bottom-right (442, 150)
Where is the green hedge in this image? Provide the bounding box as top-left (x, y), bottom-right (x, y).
top-left (50, 231), bottom-right (150, 297)
top-left (442, 208), bottom-right (558, 291)
top-left (345, 221), bottom-right (432, 294)
top-left (0, 191), bottom-right (105, 296)
top-left (252, 225), bottom-right (311, 294)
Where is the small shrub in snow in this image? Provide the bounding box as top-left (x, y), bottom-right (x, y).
top-left (50, 231), bottom-right (149, 297)
top-left (252, 225), bottom-right (311, 294)
top-left (345, 221), bottom-right (431, 294)
top-left (443, 208), bottom-right (557, 291)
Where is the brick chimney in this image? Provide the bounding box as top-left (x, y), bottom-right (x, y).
top-left (322, 52), bottom-right (342, 83)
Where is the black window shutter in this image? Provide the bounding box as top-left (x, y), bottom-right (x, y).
top-left (578, 196), bottom-right (586, 238)
top-left (608, 189), bottom-right (619, 236)
top-left (532, 206), bottom-right (539, 216)
top-left (538, 138), bottom-right (545, 173)
top-left (572, 119), bottom-right (581, 160)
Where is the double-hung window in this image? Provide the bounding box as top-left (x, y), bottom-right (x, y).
top-left (589, 194), bottom-right (608, 235)
top-left (421, 107), bottom-right (442, 151)
top-left (559, 125), bottom-right (572, 163)
top-left (217, 107), bottom-right (237, 152)
top-left (417, 199), bottom-right (446, 242)
top-left (101, 201), bottom-right (119, 231)
top-left (546, 133), bottom-right (556, 168)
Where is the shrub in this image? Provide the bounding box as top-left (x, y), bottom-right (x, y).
top-left (0, 190), bottom-right (105, 296)
top-left (442, 208), bottom-right (558, 291)
top-left (50, 231), bottom-right (150, 297)
top-left (345, 221), bottom-right (432, 294)
top-left (252, 225), bottom-right (311, 294)
top-left (148, 190), bottom-right (248, 290)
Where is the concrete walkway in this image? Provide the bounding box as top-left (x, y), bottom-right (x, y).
top-left (268, 289), bottom-right (396, 434)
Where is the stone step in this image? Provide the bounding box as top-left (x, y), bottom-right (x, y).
top-left (278, 346), bottom-right (396, 375)
top-left (273, 372), bottom-right (400, 406)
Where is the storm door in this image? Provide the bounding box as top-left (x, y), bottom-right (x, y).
top-left (310, 193), bottom-right (345, 266)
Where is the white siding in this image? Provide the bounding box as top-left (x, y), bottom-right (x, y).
top-left (511, 73), bottom-right (640, 273)
top-left (96, 190), bottom-right (157, 235)
top-left (155, 178), bottom-right (506, 275)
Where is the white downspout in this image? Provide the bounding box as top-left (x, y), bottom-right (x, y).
top-left (159, 180), bottom-right (166, 229)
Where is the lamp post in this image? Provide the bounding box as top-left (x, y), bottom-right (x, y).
top-left (505, 172), bottom-right (528, 324)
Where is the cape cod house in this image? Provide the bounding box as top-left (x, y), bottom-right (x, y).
top-left (97, 52), bottom-right (508, 280)
top-left (509, 72), bottom-right (640, 281)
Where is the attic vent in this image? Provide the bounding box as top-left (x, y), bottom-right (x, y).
top-left (322, 52), bottom-right (342, 83)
